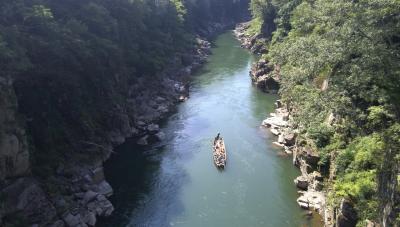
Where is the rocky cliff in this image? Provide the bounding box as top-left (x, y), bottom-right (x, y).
top-left (0, 37), bottom-right (210, 227)
top-left (234, 23), bottom-right (280, 94)
top-left (260, 101), bottom-right (328, 222)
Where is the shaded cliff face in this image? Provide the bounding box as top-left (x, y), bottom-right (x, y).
top-left (0, 77), bottom-right (59, 226)
top-left (0, 77), bottom-right (30, 180)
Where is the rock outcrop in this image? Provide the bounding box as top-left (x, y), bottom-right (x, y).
top-left (1, 178), bottom-right (58, 226)
top-left (234, 24), bottom-right (280, 93)
top-left (234, 22), bottom-right (267, 54)
top-left (260, 100), bottom-right (328, 223)
top-left (0, 77), bottom-right (30, 180)
top-left (249, 59), bottom-right (280, 93)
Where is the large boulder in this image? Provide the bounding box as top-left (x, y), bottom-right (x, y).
top-left (154, 131), bottom-right (166, 141)
top-left (82, 211), bottom-right (96, 226)
top-left (262, 116), bottom-right (288, 128)
top-left (178, 95), bottom-right (188, 102)
top-left (63, 213), bottom-right (83, 227)
top-left (294, 176), bottom-right (309, 190)
top-left (87, 194), bottom-right (114, 217)
top-left (304, 148), bottom-right (320, 166)
top-left (147, 123), bottom-right (160, 134)
top-left (278, 134), bottom-right (285, 144)
top-left (137, 135), bottom-right (149, 146)
top-left (270, 128), bottom-right (280, 136)
top-left (2, 178), bottom-right (57, 226)
top-left (83, 191), bottom-right (99, 204)
top-left (93, 180), bottom-right (113, 197)
top-left (296, 191), bottom-right (325, 211)
top-left (297, 195), bottom-right (310, 209)
top-left (283, 133), bottom-right (296, 146)
top-left (249, 59), bottom-right (280, 93)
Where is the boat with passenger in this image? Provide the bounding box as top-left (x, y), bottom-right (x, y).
top-left (213, 133), bottom-right (226, 169)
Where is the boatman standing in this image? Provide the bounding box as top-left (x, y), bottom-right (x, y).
top-left (215, 132), bottom-right (220, 141)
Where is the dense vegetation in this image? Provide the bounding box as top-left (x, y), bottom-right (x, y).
top-left (0, 0), bottom-right (188, 179)
top-left (0, 0), bottom-right (248, 176)
top-left (248, 0), bottom-right (399, 225)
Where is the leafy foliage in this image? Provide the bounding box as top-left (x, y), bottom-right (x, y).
top-left (249, 0), bottom-right (400, 224)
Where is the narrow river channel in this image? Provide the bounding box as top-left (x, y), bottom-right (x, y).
top-left (99, 32), bottom-right (323, 227)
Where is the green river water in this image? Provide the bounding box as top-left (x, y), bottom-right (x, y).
top-left (99, 32), bottom-right (323, 227)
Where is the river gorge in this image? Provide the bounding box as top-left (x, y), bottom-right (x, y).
top-left (99, 32), bottom-right (323, 227)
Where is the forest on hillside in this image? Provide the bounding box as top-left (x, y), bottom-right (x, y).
top-left (247, 0), bottom-right (400, 226)
top-left (0, 0), bottom-right (248, 177)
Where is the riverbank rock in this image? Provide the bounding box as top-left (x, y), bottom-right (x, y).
top-left (178, 95), bottom-right (188, 102)
top-left (270, 128), bottom-right (280, 136)
top-left (283, 133), bottom-right (296, 146)
top-left (284, 146), bottom-right (294, 154)
top-left (155, 131), bottom-right (166, 141)
top-left (63, 213), bottom-right (85, 227)
top-left (294, 176), bottom-right (309, 190)
top-left (297, 190), bottom-right (325, 212)
top-left (147, 123), bottom-right (160, 134)
top-left (272, 141), bottom-right (285, 148)
top-left (262, 116), bottom-right (288, 128)
top-left (1, 178), bottom-right (57, 226)
top-left (234, 23), bottom-right (267, 54)
top-left (137, 135), bottom-right (149, 146)
top-left (261, 101), bottom-right (329, 223)
top-left (249, 59), bottom-right (280, 93)
top-left (304, 148), bottom-right (321, 166)
top-left (94, 180), bottom-right (113, 197)
top-left (234, 23), bottom-right (280, 93)
top-left (234, 22), bottom-right (252, 49)
top-left (262, 107), bottom-right (295, 150)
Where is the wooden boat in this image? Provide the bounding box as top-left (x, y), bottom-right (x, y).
top-left (213, 134), bottom-right (227, 169)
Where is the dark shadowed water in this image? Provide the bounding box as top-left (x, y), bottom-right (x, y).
top-left (99, 32), bottom-right (323, 227)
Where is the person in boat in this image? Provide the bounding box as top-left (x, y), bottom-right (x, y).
top-left (214, 133), bottom-right (221, 142)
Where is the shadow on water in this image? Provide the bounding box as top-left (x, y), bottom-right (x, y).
top-left (96, 140), bottom-right (161, 227)
top-left (98, 107), bottom-right (194, 227)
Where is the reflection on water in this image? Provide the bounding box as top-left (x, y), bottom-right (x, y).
top-left (99, 32), bottom-right (323, 227)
